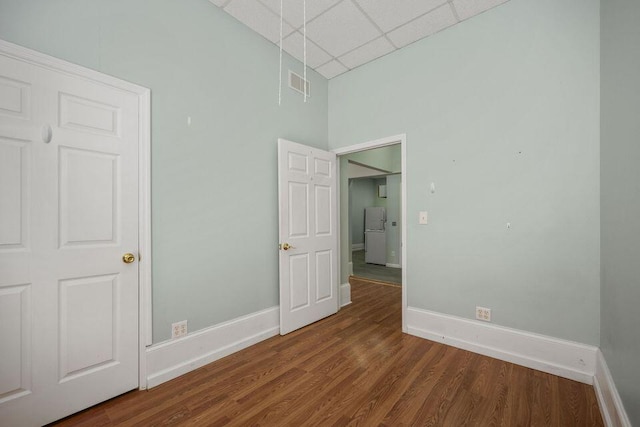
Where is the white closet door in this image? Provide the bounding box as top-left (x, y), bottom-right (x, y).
top-left (0, 51), bottom-right (140, 427)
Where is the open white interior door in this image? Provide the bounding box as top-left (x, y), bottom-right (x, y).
top-left (278, 139), bottom-right (338, 335)
top-left (0, 45), bottom-right (140, 426)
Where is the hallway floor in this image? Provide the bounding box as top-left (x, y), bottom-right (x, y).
top-left (352, 249), bottom-right (402, 284)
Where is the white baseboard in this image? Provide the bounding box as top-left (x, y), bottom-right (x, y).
top-left (351, 243), bottom-right (364, 251)
top-left (385, 263), bottom-right (401, 268)
top-left (146, 306), bottom-right (279, 388)
top-left (340, 283), bottom-right (351, 307)
top-left (594, 350), bottom-right (632, 427)
top-left (406, 307), bottom-right (597, 384)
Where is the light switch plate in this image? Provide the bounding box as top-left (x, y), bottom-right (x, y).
top-left (419, 211), bottom-right (428, 224)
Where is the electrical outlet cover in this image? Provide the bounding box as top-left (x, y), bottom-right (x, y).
top-left (475, 306), bottom-right (491, 322)
top-left (171, 320), bottom-right (188, 339)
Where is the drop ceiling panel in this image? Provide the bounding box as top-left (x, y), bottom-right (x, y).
top-left (305, 0), bottom-right (382, 57)
top-left (387, 4), bottom-right (458, 49)
top-left (354, 0), bottom-right (449, 33)
top-left (216, 0), bottom-right (511, 78)
top-left (281, 32), bottom-right (333, 68)
top-left (224, 0), bottom-right (294, 43)
top-left (338, 36), bottom-right (394, 69)
top-left (260, 0), bottom-right (342, 29)
top-left (452, 0), bottom-right (510, 21)
top-left (316, 60), bottom-right (349, 79)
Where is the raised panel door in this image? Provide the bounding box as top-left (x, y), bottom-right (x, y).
top-left (0, 49), bottom-right (140, 427)
top-left (278, 139), bottom-right (338, 335)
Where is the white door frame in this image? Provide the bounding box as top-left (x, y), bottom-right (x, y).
top-left (0, 39), bottom-right (152, 389)
top-left (332, 134), bottom-right (407, 333)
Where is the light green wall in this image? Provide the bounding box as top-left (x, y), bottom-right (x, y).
top-left (601, 0), bottom-right (640, 422)
top-left (0, 0), bottom-right (329, 343)
top-left (329, 0), bottom-right (601, 345)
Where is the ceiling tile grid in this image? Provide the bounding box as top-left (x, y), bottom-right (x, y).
top-left (260, 0), bottom-right (343, 29)
top-left (355, 0), bottom-right (450, 33)
top-left (452, 0), bottom-right (509, 21)
top-left (281, 31), bottom-right (333, 68)
top-left (223, 0), bottom-right (295, 43)
top-left (214, 0), bottom-right (510, 79)
top-left (305, 0), bottom-right (382, 57)
top-left (316, 60), bottom-right (349, 79)
top-left (338, 36), bottom-right (394, 69)
top-left (387, 3), bottom-right (458, 48)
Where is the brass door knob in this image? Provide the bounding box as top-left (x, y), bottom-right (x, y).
top-left (122, 253), bottom-right (136, 263)
top-left (280, 243), bottom-right (294, 251)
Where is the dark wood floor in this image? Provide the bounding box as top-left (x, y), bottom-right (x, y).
top-left (52, 279), bottom-right (603, 426)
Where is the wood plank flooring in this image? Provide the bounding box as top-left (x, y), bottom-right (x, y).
top-left (349, 275), bottom-right (401, 288)
top-left (51, 280), bottom-right (603, 426)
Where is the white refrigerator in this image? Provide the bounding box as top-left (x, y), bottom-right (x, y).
top-left (364, 207), bottom-right (386, 265)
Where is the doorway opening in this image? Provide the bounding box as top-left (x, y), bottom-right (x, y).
top-left (350, 171), bottom-right (401, 285)
top-left (333, 134), bottom-right (407, 332)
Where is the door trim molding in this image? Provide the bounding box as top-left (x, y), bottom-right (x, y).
top-left (340, 283), bottom-right (352, 307)
top-left (0, 39), bottom-right (152, 389)
top-left (137, 88), bottom-right (152, 389)
top-left (332, 133), bottom-right (407, 332)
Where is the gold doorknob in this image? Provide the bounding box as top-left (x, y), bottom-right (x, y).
top-left (280, 243), bottom-right (294, 251)
top-left (122, 253), bottom-right (136, 263)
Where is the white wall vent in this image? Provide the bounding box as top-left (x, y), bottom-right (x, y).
top-left (288, 70), bottom-right (310, 97)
